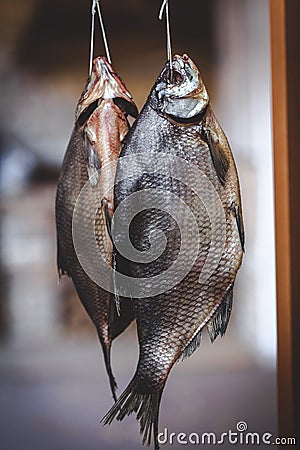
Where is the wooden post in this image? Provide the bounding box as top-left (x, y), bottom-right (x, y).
top-left (270, 0), bottom-right (300, 441)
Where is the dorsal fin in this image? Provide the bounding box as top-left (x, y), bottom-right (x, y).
top-left (232, 202), bottom-right (245, 252)
top-left (179, 328), bottom-right (202, 362)
top-left (207, 286), bottom-right (233, 343)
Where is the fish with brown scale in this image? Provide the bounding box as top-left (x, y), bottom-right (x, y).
top-left (102, 54), bottom-right (244, 448)
top-left (55, 56), bottom-right (138, 400)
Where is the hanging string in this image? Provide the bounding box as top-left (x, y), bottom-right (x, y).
top-left (159, 0), bottom-right (173, 80)
top-left (89, 0), bottom-right (97, 75)
top-left (95, 1), bottom-right (112, 65)
top-left (89, 0), bottom-right (112, 76)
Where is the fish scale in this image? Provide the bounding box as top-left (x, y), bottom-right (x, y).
top-left (103, 55), bottom-right (244, 449)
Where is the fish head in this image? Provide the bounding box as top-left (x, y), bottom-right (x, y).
top-left (153, 54), bottom-right (209, 120)
top-left (75, 56), bottom-right (138, 126)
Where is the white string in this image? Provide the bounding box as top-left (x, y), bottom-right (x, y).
top-left (89, 0), bottom-right (97, 75)
top-left (96, 1), bottom-right (112, 64)
top-left (159, 0), bottom-right (173, 80)
top-left (89, 0), bottom-right (112, 76)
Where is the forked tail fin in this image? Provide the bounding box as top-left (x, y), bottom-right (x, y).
top-left (102, 378), bottom-right (163, 450)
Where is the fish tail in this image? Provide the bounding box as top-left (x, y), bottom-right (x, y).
top-left (102, 378), bottom-right (162, 449)
top-left (105, 353), bottom-right (118, 403)
top-left (99, 337), bottom-right (118, 402)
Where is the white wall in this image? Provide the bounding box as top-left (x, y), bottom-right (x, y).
top-left (213, 0), bottom-right (277, 364)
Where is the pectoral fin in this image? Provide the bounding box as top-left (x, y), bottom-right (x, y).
top-left (84, 131), bottom-right (101, 186)
top-left (201, 126), bottom-right (229, 185)
top-left (113, 97), bottom-right (139, 119)
top-left (77, 99), bottom-right (99, 127)
top-left (232, 201), bottom-right (245, 252)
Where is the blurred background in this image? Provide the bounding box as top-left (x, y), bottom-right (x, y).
top-left (0, 0), bottom-right (277, 449)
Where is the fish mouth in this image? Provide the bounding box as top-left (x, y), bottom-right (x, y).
top-left (163, 69), bottom-right (184, 85)
top-left (156, 54), bottom-right (209, 120)
top-left (162, 57), bottom-right (185, 85)
top-left (160, 55), bottom-right (195, 88)
top-left (75, 57), bottom-right (137, 124)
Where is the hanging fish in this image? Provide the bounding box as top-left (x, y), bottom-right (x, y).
top-left (55, 56), bottom-right (138, 400)
top-left (102, 54), bottom-right (244, 447)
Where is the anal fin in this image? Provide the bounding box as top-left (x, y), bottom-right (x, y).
top-left (207, 286), bottom-right (233, 343)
